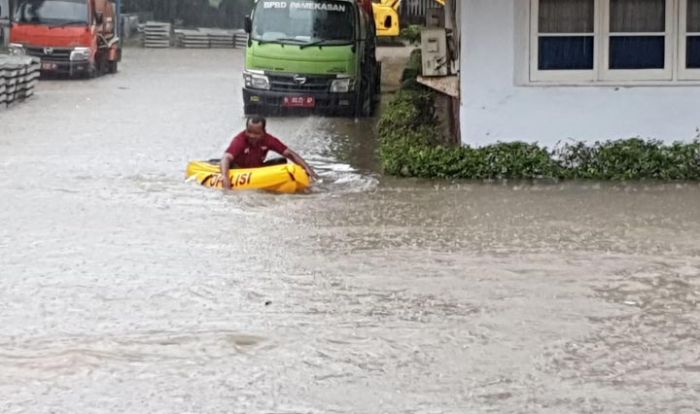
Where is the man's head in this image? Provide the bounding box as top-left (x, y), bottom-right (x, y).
top-left (245, 116), bottom-right (267, 142)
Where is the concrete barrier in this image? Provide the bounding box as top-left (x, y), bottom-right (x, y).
top-left (174, 28), bottom-right (247, 49)
top-left (143, 21), bottom-right (172, 48)
top-left (0, 55), bottom-right (40, 109)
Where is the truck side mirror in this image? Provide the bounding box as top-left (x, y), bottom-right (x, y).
top-left (244, 15), bottom-right (252, 34)
top-left (95, 11), bottom-right (104, 25)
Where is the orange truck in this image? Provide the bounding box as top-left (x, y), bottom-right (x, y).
top-left (8, 0), bottom-right (121, 77)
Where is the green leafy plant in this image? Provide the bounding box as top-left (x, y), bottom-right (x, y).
top-left (400, 25), bottom-right (422, 45)
top-left (378, 79), bottom-right (700, 181)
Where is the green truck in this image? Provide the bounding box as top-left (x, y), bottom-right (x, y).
top-left (242, 0), bottom-right (380, 116)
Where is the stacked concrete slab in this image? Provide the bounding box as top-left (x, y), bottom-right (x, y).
top-left (0, 55), bottom-right (40, 109)
top-left (174, 29), bottom-right (210, 48)
top-left (143, 21), bottom-right (172, 48)
top-left (174, 28), bottom-right (246, 49)
top-left (234, 31), bottom-right (249, 48)
top-left (207, 29), bottom-right (236, 48)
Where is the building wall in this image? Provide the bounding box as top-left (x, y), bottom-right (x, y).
top-left (459, 0), bottom-right (700, 147)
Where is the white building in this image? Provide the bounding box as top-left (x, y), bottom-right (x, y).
top-left (458, 0), bottom-right (700, 147)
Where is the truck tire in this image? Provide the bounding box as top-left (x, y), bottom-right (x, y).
top-left (353, 71), bottom-right (374, 117)
top-left (374, 62), bottom-right (382, 96)
top-left (107, 60), bottom-right (118, 74)
top-left (352, 90), bottom-right (369, 117)
top-left (86, 63), bottom-right (98, 79)
top-left (96, 52), bottom-right (108, 76)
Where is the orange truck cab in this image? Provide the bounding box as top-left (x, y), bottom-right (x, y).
top-left (8, 0), bottom-right (121, 77)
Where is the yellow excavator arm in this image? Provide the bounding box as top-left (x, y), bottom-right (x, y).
top-left (373, 0), bottom-right (402, 37)
top-left (373, 0), bottom-right (445, 37)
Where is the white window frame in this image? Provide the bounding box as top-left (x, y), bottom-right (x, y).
top-left (530, 0), bottom-right (599, 82)
top-left (600, 0), bottom-right (674, 81)
top-left (528, 0), bottom-right (700, 84)
top-left (679, 0), bottom-right (700, 79)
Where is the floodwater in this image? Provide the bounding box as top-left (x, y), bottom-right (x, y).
top-left (1, 49), bottom-right (699, 414)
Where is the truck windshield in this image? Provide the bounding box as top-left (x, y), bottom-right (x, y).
top-left (14, 0), bottom-right (88, 26)
top-left (252, 0), bottom-right (354, 45)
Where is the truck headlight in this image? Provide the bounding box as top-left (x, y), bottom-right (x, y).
top-left (8, 43), bottom-right (25, 56)
top-left (243, 70), bottom-right (270, 90)
top-left (70, 47), bottom-right (91, 61)
top-left (330, 77), bottom-right (354, 93)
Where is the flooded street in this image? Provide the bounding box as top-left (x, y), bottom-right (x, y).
top-left (1, 49), bottom-right (699, 413)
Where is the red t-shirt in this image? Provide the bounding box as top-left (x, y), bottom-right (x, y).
top-left (225, 131), bottom-right (288, 168)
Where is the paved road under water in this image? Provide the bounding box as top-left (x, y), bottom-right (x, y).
top-left (1, 49), bottom-right (699, 413)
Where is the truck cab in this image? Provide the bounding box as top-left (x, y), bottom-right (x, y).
top-left (243, 0), bottom-right (380, 116)
top-left (8, 0), bottom-right (121, 77)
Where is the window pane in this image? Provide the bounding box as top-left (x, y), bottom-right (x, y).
top-left (688, 36), bottom-right (700, 68)
top-left (610, 0), bottom-right (665, 32)
top-left (539, 0), bottom-right (594, 33)
top-left (689, 0), bottom-right (700, 32)
top-left (539, 36), bottom-right (595, 70)
top-left (609, 36), bottom-right (665, 68)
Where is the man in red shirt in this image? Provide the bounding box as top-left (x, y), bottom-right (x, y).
top-left (220, 116), bottom-right (318, 190)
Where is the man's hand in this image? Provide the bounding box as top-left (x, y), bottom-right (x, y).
top-left (284, 149), bottom-right (319, 182)
top-left (221, 174), bottom-right (232, 190)
top-left (220, 155), bottom-right (233, 190)
top-left (306, 166), bottom-right (320, 181)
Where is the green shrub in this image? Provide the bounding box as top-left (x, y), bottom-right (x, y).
top-left (555, 139), bottom-right (700, 180)
top-left (400, 25), bottom-right (422, 45)
top-left (400, 48), bottom-right (423, 90)
top-left (378, 86), bottom-right (700, 181)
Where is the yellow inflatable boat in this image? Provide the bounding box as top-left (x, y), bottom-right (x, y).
top-left (186, 160), bottom-right (311, 193)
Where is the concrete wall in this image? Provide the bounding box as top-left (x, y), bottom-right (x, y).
top-left (459, 0), bottom-right (700, 147)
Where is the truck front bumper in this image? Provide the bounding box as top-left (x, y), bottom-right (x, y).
top-left (38, 60), bottom-right (91, 76)
top-left (243, 88), bottom-right (357, 115)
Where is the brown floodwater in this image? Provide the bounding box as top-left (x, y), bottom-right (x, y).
top-left (1, 48), bottom-right (698, 414)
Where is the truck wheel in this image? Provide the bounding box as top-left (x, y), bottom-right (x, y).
top-left (353, 74), bottom-right (373, 117)
top-left (374, 62), bottom-right (382, 96)
top-left (95, 53), bottom-right (108, 76)
top-left (369, 73), bottom-right (378, 114)
top-left (107, 61), bottom-right (118, 74)
top-left (86, 64), bottom-right (98, 79)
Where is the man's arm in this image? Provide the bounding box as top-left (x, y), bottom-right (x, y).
top-left (283, 148), bottom-right (319, 180)
top-left (220, 153), bottom-right (234, 189)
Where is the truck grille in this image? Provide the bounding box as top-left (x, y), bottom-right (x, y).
top-left (25, 47), bottom-right (72, 63)
top-left (268, 74), bottom-right (335, 92)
